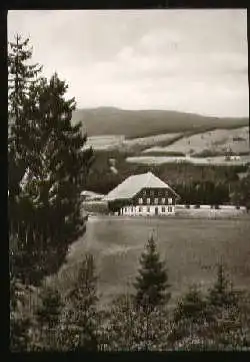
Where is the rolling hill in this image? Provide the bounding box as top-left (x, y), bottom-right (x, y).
top-left (71, 107), bottom-right (249, 139)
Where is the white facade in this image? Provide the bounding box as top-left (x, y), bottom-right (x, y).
top-left (121, 204), bottom-right (175, 216)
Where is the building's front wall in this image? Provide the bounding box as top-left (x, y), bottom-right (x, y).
top-left (119, 187), bottom-right (177, 216)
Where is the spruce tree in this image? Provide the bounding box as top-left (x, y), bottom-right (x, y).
top-left (134, 235), bottom-right (169, 310)
top-left (173, 286), bottom-right (207, 323)
top-left (12, 72), bottom-right (93, 285)
top-left (8, 34), bottom-right (93, 350)
top-left (168, 286), bottom-right (209, 349)
top-left (8, 35), bottom-right (42, 202)
top-left (61, 254), bottom-right (98, 351)
top-left (208, 264), bottom-right (238, 308)
top-left (8, 34), bottom-right (42, 283)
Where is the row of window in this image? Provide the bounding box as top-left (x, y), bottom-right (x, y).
top-left (142, 190), bottom-right (167, 196)
top-left (123, 206), bottom-right (173, 213)
top-left (138, 197), bottom-right (172, 205)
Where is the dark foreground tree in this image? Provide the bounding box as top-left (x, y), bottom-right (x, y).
top-left (134, 235), bottom-right (170, 310)
top-left (9, 36), bottom-right (93, 351)
top-left (59, 254), bottom-right (99, 351)
top-left (8, 35), bottom-right (42, 204)
top-left (11, 72), bottom-right (93, 285)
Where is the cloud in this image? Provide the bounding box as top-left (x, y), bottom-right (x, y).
top-left (7, 9), bottom-right (248, 117)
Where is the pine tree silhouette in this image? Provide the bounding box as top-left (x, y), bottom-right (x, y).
top-left (134, 235), bottom-right (170, 310)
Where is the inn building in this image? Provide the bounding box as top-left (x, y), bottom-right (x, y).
top-left (103, 172), bottom-right (180, 216)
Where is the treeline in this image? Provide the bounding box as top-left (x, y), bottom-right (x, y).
top-left (11, 236), bottom-right (250, 351)
top-left (175, 181), bottom-right (230, 206)
top-left (86, 150), bottom-right (250, 207)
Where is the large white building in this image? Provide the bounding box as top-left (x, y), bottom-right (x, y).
top-left (103, 172), bottom-right (180, 216)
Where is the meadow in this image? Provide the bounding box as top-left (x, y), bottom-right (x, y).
top-left (126, 154), bottom-right (250, 166)
top-left (48, 215), bottom-right (250, 309)
top-left (143, 126), bottom-right (249, 156)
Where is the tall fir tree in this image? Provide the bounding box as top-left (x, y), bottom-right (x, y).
top-left (8, 35), bottom-right (42, 202)
top-left (8, 35), bottom-right (43, 288)
top-left (8, 35), bottom-right (94, 285)
top-left (134, 235), bottom-right (169, 310)
top-left (8, 36), bottom-right (40, 292)
top-left (13, 72), bottom-right (93, 285)
top-left (60, 254), bottom-right (99, 351)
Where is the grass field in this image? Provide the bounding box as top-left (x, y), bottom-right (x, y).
top-left (143, 126), bottom-right (249, 156)
top-left (48, 215), bottom-right (250, 309)
top-left (126, 154), bottom-right (250, 166)
top-left (83, 133), bottom-right (182, 152)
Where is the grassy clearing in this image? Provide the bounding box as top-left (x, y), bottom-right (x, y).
top-left (83, 133), bottom-right (183, 152)
top-left (143, 127), bottom-right (249, 156)
top-left (47, 216), bottom-right (250, 309)
top-left (126, 155), bottom-right (250, 166)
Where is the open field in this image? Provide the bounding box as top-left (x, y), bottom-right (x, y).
top-left (143, 126), bottom-right (249, 156)
top-left (83, 133), bottom-right (181, 152)
top-left (126, 154), bottom-right (250, 166)
top-left (47, 216), bottom-right (250, 309)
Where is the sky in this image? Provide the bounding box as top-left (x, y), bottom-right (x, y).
top-left (8, 9), bottom-right (248, 117)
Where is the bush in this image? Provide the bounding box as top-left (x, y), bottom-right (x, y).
top-left (99, 295), bottom-right (172, 351)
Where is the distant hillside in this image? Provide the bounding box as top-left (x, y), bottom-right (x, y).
top-left (71, 107), bottom-right (249, 139)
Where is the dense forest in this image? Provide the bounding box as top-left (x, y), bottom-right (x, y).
top-left (85, 150), bottom-right (250, 208)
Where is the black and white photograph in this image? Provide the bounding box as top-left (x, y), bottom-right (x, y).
top-left (8, 9), bottom-right (250, 352)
